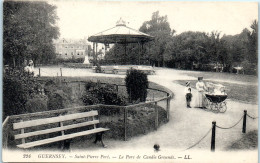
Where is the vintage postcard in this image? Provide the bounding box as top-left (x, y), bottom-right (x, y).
top-left (2, 1), bottom-right (258, 162)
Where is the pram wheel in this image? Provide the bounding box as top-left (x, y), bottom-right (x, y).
top-left (219, 101), bottom-right (227, 113)
top-left (210, 103), bottom-right (219, 113)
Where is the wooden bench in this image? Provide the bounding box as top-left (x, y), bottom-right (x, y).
top-left (13, 110), bottom-right (109, 149)
top-left (113, 67), bottom-right (130, 74)
top-left (100, 66), bottom-right (115, 74)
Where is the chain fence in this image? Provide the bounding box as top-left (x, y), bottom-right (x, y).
top-left (216, 116), bottom-right (244, 129)
top-left (183, 110), bottom-right (258, 151)
top-left (183, 127), bottom-right (212, 151)
top-left (247, 114), bottom-right (258, 120)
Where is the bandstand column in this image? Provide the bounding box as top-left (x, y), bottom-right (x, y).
top-left (96, 42), bottom-right (98, 64)
top-left (93, 42), bottom-right (95, 65)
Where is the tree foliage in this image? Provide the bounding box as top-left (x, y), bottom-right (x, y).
top-left (166, 31), bottom-right (210, 69)
top-left (3, 68), bottom-right (41, 118)
top-left (3, 1), bottom-right (59, 67)
top-left (139, 11), bottom-right (174, 67)
top-left (105, 12), bottom-right (257, 75)
top-left (247, 20), bottom-right (258, 65)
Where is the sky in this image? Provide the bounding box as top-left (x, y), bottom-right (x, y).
top-left (50, 1), bottom-right (258, 40)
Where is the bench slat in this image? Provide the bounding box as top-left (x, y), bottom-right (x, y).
top-left (17, 128), bottom-right (109, 149)
top-left (14, 120), bottom-right (100, 140)
top-left (13, 111), bottom-right (98, 130)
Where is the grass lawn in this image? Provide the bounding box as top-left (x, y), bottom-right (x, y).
top-left (227, 130), bottom-right (258, 150)
top-left (175, 80), bottom-right (258, 105)
top-left (179, 70), bottom-right (258, 84)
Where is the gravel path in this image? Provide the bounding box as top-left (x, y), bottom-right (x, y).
top-left (35, 67), bottom-right (258, 152)
top-left (101, 70), bottom-right (258, 152)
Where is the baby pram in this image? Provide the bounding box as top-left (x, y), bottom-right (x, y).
top-left (204, 83), bottom-right (227, 113)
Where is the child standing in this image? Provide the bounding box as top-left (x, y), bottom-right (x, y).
top-left (185, 81), bottom-right (192, 108)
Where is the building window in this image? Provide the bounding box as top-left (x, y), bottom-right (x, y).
top-left (71, 52), bottom-right (74, 55)
top-left (65, 53), bottom-right (67, 55)
top-left (71, 47), bottom-right (73, 48)
top-left (65, 46), bottom-right (68, 48)
top-left (77, 53), bottom-right (79, 55)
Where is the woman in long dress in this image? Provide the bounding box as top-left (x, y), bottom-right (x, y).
top-left (195, 77), bottom-right (207, 108)
top-left (24, 60), bottom-right (34, 75)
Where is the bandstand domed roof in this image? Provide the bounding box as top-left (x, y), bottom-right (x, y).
top-left (88, 18), bottom-right (154, 44)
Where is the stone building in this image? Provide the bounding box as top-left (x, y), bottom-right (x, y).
top-left (53, 38), bottom-right (92, 60)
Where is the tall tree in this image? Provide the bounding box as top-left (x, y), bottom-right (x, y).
top-left (166, 31), bottom-right (209, 69)
top-left (247, 20), bottom-right (258, 65)
top-left (221, 28), bottom-right (253, 72)
top-left (3, 1), bottom-right (59, 66)
top-left (139, 11), bottom-right (174, 67)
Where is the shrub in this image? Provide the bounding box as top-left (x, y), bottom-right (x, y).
top-left (47, 93), bottom-right (64, 110)
top-left (44, 80), bottom-right (73, 110)
top-left (241, 60), bottom-right (257, 75)
top-left (44, 80), bottom-right (57, 96)
top-left (125, 69), bottom-right (148, 102)
top-left (81, 82), bottom-right (127, 106)
top-left (25, 97), bottom-right (48, 113)
top-left (3, 68), bottom-right (40, 118)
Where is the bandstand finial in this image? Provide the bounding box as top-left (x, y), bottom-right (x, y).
top-left (116, 17), bottom-right (126, 26)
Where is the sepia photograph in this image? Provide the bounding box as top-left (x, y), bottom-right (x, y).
top-left (2, 1), bottom-right (258, 162)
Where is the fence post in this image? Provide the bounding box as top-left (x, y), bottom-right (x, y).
top-left (166, 93), bottom-right (170, 121)
top-left (116, 85), bottom-right (119, 98)
top-left (60, 68), bottom-right (62, 77)
top-left (78, 83), bottom-right (81, 96)
top-left (20, 120), bottom-right (25, 144)
top-left (124, 107), bottom-right (128, 141)
top-left (155, 102), bottom-right (159, 130)
top-left (211, 121), bottom-right (216, 152)
top-left (2, 116), bottom-right (10, 149)
top-left (3, 129), bottom-right (8, 149)
top-left (39, 68), bottom-right (41, 77)
top-left (116, 85), bottom-right (118, 93)
top-left (242, 110), bottom-right (247, 133)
